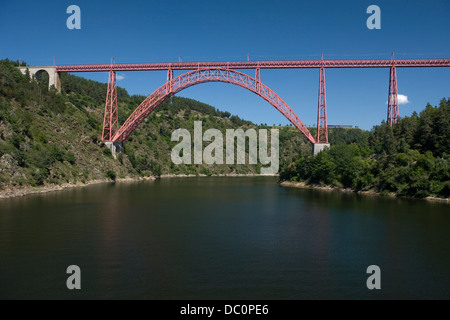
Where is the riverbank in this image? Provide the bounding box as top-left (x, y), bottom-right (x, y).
top-left (159, 173), bottom-right (278, 178)
top-left (280, 181), bottom-right (449, 204)
top-left (0, 173), bottom-right (278, 199)
top-left (0, 176), bottom-right (156, 199)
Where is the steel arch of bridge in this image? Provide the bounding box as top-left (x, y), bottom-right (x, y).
top-left (111, 68), bottom-right (316, 144)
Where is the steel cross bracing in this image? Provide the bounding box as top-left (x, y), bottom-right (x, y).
top-left (316, 67), bottom-right (328, 143)
top-left (56, 58), bottom-right (450, 72)
top-left (112, 68), bottom-right (316, 144)
top-left (101, 70), bottom-right (118, 141)
top-left (387, 66), bottom-right (399, 126)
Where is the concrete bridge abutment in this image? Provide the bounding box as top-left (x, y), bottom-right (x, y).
top-left (19, 66), bottom-right (61, 93)
top-left (105, 142), bottom-right (124, 159)
top-left (313, 143), bottom-right (330, 155)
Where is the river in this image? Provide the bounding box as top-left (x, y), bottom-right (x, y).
top-left (0, 176), bottom-right (448, 299)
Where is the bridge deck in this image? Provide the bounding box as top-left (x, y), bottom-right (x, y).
top-left (56, 59), bottom-right (450, 72)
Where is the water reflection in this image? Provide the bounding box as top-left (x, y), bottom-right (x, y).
top-left (0, 177), bottom-right (448, 299)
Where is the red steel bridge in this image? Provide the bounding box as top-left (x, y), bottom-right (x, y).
top-left (53, 58), bottom-right (450, 145)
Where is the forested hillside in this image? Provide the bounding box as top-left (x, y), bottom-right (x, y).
top-left (280, 98), bottom-right (450, 198)
top-left (0, 59), bottom-right (310, 193)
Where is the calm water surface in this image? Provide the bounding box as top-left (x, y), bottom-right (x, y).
top-left (0, 176), bottom-right (449, 299)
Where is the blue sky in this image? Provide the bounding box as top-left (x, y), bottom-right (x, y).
top-left (1, 0), bottom-right (449, 129)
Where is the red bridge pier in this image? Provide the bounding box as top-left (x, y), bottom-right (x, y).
top-left (387, 66), bottom-right (399, 126)
top-left (102, 69), bottom-right (123, 158)
top-left (313, 66), bottom-right (330, 155)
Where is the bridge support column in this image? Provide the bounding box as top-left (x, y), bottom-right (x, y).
top-left (313, 143), bottom-right (330, 155)
top-left (316, 66), bottom-right (328, 143)
top-left (105, 142), bottom-right (124, 159)
top-left (387, 66), bottom-right (399, 126)
top-left (167, 67), bottom-right (173, 93)
top-left (48, 70), bottom-right (61, 93)
top-left (255, 67), bottom-right (261, 93)
top-left (102, 70), bottom-right (119, 141)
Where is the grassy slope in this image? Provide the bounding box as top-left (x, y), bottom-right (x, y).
top-left (0, 59), bottom-right (311, 191)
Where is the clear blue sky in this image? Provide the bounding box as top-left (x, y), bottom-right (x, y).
top-left (1, 0), bottom-right (449, 129)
